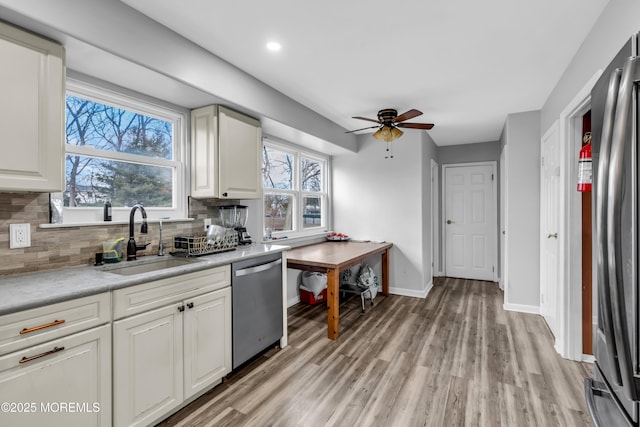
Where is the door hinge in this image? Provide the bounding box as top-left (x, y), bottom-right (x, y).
top-left (491, 173), bottom-right (494, 181)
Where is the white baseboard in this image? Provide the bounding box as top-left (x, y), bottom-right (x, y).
top-left (389, 280), bottom-right (433, 299)
top-left (287, 296), bottom-right (300, 308)
top-left (503, 302), bottom-right (540, 315)
top-left (582, 354), bottom-right (595, 363)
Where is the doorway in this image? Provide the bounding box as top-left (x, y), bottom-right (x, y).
top-left (553, 69), bottom-right (600, 360)
top-left (540, 122), bottom-right (561, 338)
top-left (431, 159), bottom-right (440, 277)
top-left (443, 162), bottom-right (497, 281)
top-left (581, 111), bottom-right (593, 355)
top-left (499, 146), bottom-right (509, 292)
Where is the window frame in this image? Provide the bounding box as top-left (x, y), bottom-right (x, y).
top-left (262, 138), bottom-right (331, 240)
top-left (58, 79), bottom-right (188, 224)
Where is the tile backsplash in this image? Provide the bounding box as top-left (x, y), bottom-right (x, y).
top-left (0, 192), bottom-right (235, 276)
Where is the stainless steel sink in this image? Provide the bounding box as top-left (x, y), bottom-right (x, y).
top-left (104, 257), bottom-right (199, 276)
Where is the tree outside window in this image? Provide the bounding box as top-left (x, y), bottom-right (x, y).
top-left (52, 81), bottom-right (186, 224)
top-left (65, 94), bottom-right (174, 208)
top-left (262, 143), bottom-right (328, 238)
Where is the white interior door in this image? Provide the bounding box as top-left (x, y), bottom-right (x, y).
top-left (431, 159), bottom-right (440, 276)
top-left (540, 125), bottom-right (561, 337)
top-left (500, 146), bottom-right (508, 291)
top-left (444, 163), bottom-right (496, 281)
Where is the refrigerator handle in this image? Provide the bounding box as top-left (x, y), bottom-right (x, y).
top-left (585, 376), bottom-right (636, 427)
top-left (596, 67), bottom-right (623, 385)
top-left (584, 378), bottom-right (605, 427)
top-left (606, 55), bottom-right (639, 401)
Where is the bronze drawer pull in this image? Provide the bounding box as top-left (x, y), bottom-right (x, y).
top-left (19, 346), bottom-right (65, 364)
top-left (19, 319), bottom-right (66, 335)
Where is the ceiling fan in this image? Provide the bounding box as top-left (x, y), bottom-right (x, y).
top-left (346, 108), bottom-right (434, 142)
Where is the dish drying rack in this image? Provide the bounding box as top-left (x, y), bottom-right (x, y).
top-left (172, 231), bottom-right (238, 257)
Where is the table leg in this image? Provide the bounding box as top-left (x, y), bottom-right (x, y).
top-left (327, 267), bottom-right (340, 340)
top-left (381, 248), bottom-right (389, 296)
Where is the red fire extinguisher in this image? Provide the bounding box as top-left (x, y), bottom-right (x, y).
top-left (577, 132), bottom-right (592, 192)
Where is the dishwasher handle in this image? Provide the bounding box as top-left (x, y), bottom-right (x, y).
top-left (235, 258), bottom-right (282, 277)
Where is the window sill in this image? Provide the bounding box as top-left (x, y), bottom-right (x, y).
top-left (39, 218), bottom-right (194, 229)
top-left (262, 231), bottom-right (328, 247)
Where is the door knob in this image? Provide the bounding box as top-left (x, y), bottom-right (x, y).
top-left (547, 233), bottom-right (558, 239)
top-left (447, 220), bottom-right (453, 224)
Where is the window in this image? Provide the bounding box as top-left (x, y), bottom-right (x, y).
top-left (262, 140), bottom-right (329, 238)
top-left (54, 80), bottom-right (187, 223)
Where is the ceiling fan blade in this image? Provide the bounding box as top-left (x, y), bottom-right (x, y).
top-left (352, 116), bottom-right (381, 124)
top-left (393, 109), bottom-right (423, 122)
top-left (345, 125), bottom-right (380, 134)
top-left (396, 122), bottom-right (434, 130)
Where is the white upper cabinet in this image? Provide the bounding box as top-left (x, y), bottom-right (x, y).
top-left (217, 106), bottom-right (262, 199)
top-left (0, 21), bottom-right (65, 192)
top-left (190, 105), bottom-right (262, 199)
top-left (190, 106), bottom-right (219, 198)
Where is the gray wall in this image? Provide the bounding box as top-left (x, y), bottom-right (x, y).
top-left (500, 110), bottom-right (541, 309)
top-left (422, 131), bottom-right (440, 285)
top-left (333, 131), bottom-right (438, 297)
top-left (0, 0), bottom-right (357, 154)
top-left (438, 141), bottom-right (500, 165)
top-left (542, 0), bottom-right (640, 133)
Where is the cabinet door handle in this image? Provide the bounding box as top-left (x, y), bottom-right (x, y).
top-left (187, 302), bottom-right (194, 309)
top-left (447, 220), bottom-right (453, 224)
top-left (178, 305), bottom-right (185, 312)
top-left (20, 319), bottom-right (66, 335)
top-left (547, 233), bottom-right (558, 239)
top-left (19, 346), bottom-right (65, 365)
top-left (222, 192), bottom-right (228, 197)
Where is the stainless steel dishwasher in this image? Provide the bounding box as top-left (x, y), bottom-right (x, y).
top-left (231, 253), bottom-right (283, 369)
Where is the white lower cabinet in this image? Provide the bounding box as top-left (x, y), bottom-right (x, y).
top-left (113, 303), bottom-right (183, 427)
top-left (113, 278), bottom-right (232, 427)
top-left (0, 324), bottom-right (111, 427)
top-left (183, 289), bottom-right (232, 398)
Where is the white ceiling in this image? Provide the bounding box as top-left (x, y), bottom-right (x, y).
top-left (121, 0), bottom-right (609, 146)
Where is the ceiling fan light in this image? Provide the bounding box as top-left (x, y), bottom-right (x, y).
top-left (372, 126), bottom-right (387, 141)
top-left (372, 126), bottom-right (402, 142)
top-left (390, 127), bottom-right (403, 141)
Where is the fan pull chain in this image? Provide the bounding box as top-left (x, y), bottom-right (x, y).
top-left (385, 142), bottom-right (394, 159)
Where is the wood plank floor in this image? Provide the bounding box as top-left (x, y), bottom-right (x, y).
top-left (157, 278), bottom-right (594, 427)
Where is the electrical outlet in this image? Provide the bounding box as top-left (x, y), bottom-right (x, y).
top-left (204, 218), bottom-right (212, 232)
top-left (10, 223), bottom-right (31, 249)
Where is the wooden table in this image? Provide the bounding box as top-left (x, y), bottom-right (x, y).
top-left (286, 241), bottom-right (393, 339)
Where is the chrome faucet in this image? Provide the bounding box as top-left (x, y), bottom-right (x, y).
top-left (158, 219), bottom-right (165, 256)
top-left (127, 204), bottom-right (150, 261)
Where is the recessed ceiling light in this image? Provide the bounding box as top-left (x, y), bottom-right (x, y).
top-left (266, 42), bottom-right (281, 52)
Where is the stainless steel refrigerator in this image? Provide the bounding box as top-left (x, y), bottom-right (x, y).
top-left (585, 32), bottom-right (640, 427)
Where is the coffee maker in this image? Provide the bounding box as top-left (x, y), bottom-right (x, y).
top-left (234, 205), bottom-right (251, 245)
top-left (218, 205), bottom-right (251, 245)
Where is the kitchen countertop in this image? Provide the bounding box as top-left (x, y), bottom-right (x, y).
top-left (0, 243), bottom-right (289, 316)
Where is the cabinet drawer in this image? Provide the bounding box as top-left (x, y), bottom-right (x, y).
top-left (113, 265), bottom-right (230, 320)
top-left (0, 293), bottom-right (110, 356)
top-left (0, 324), bottom-right (111, 427)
